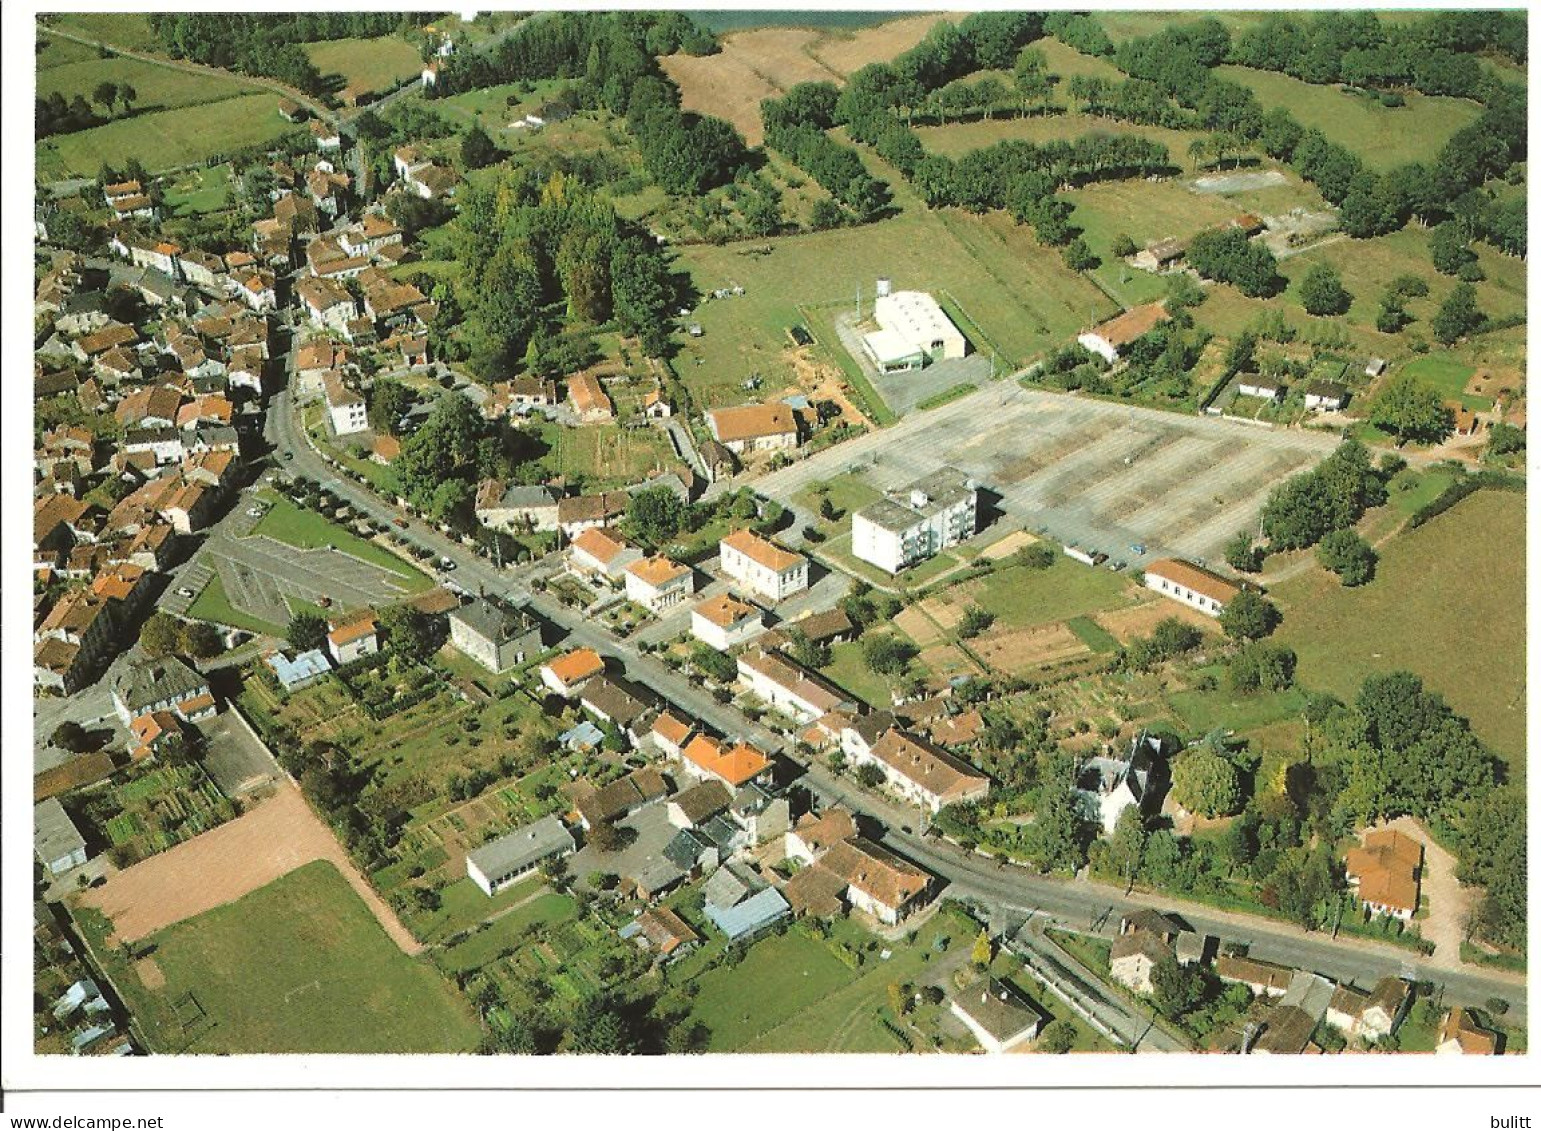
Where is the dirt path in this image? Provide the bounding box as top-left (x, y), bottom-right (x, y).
top-left (1379, 816), bottom-right (1471, 967)
top-left (77, 781), bottom-right (424, 956)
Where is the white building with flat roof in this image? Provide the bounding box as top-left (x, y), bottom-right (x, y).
top-left (851, 467), bottom-right (977, 574)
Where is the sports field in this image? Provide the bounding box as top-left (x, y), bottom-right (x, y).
top-left (1272, 489), bottom-right (1525, 768)
top-left (99, 860), bottom-right (480, 1053)
top-left (37, 92), bottom-right (296, 179)
top-left (1215, 65), bottom-right (1484, 172)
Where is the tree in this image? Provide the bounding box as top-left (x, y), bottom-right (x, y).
top-left (178, 621), bottom-right (223, 659)
top-left (1150, 955), bottom-right (1202, 1017)
top-left (118, 83), bottom-right (137, 114)
top-left (690, 645), bottom-right (737, 683)
top-left (1218, 590), bottom-right (1279, 641)
top-left (1486, 421), bottom-right (1525, 459)
top-left (1228, 643), bottom-right (1297, 693)
top-left (1369, 372), bottom-right (1452, 444)
top-left (1038, 1019), bottom-right (1076, 1053)
top-left (367, 378), bottom-right (416, 435)
top-left (1172, 746), bottom-right (1242, 817)
top-left (861, 634), bottom-right (915, 677)
top-left (588, 820), bottom-right (622, 853)
top-left (50, 721), bottom-right (91, 753)
top-left (1107, 806), bottom-right (1148, 888)
top-left (1298, 263), bottom-right (1351, 316)
top-left (460, 123), bottom-right (502, 170)
top-left (378, 604), bottom-right (438, 665)
top-left (1224, 530), bottom-right (1264, 573)
top-left (91, 80), bottom-right (119, 116)
top-left (1111, 233), bottom-right (1138, 259)
top-left (287, 612), bottom-right (329, 652)
top-left (1430, 282), bottom-right (1484, 345)
top-left (626, 487), bottom-right (685, 545)
top-left (139, 612), bottom-right (182, 658)
top-left (855, 763), bottom-right (887, 790)
top-left (1033, 776), bottom-right (1091, 875)
top-left (1017, 543), bottom-right (1056, 570)
top-left (971, 929), bottom-right (993, 969)
top-left (958, 606), bottom-right (995, 639)
top-left (1063, 236), bottom-right (1099, 272)
top-left (1430, 221), bottom-right (1476, 275)
top-left (1316, 529), bottom-right (1376, 586)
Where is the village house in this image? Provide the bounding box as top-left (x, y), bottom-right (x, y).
top-left (556, 491), bottom-right (630, 539)
top-left (619, 906), bottom-right (701, 963)
top-left (1129, 237), bottom-right (1186, 273)
top-left (852, 467), bottom-right (977, 575)
top-left (296, 276), bottom-right (355, 331)
top-left (718, 529), bottom-right (808, 602)
top-left (1324, 977), bottom-right (1411, 1043)
top-left (111, 655), bottom-right (214, 728)
top-left (568, 527), bottom-right (643, 581)
top-left (539, 647), bottom-right (606, 697)
top-left (851, 726), bottom-right (991, 814)
top-left (691, 593), bottom-right (764, 652)
top-left (706, 402), bottom-right (801, 455)
top-left (950, 978), bottom-right (1049, 1053)
top-left (818, 836), bottom-right (931, 925)
top-left (1437, 1008), bottom-right (1500, 1055)
top-left (1302, 380), bottom-right (1349, 413)
top-left (737, 648), bottom-right (856, 724)
top-left (127, 709), bottom-right (195, 762)
top-left (485, 376), bottom-right (559, 418)
top-left (323, 373), bottom-right (369, 437)
top-left (578, 675), bottom-right (659, 742)
top-left (649, 711), bottom-right (695, 759)
top-left (474, 480), bottom-right (560, 534)
top-left (466, 814), bottom-right (576, 897)
top-left (448, 596), bottom-right (542, 674)
top-left (1077, 302), bottom-right (1171, 365)
top-left (666, 779), bottom-right (732, 830)
top-left (310, 120), bottom-right (341, 150)
top-left (1077, 733), bottom-right (1168, 835)
top-left (1215, 955), bottom-right (1294, 999)
top-left (327, 610), bottom-right (379, 665)
top-left (573, 766), bottom-right (668, 831)
top-left (623, 556), bottom-right (693, 613)
top-left (1343, 828), bottom-right (1423, 922)
top-left (264, 648), bottom-right (332, 694)
top-left (1144, 558), bottom-right (1243, 617)
top-left (567, 373), bottom-right (614, 423)
top-left (677, 734), bottom-right (773, 791)
top-left (1237, 373), bottom-right (1285, 402)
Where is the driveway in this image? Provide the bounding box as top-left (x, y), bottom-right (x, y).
top-left (1379, 816), bottom-right (1472, 966)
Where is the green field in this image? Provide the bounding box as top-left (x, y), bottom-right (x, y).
top-left (914, 112), bottom-right (1196, 163)
top-left (105, 861), bottom-right (482, 1053)
top-left (37, 92), bottom-right (298, 179)
top-left (1272, 489), bottom-right (1525, 767)
top-left (1397, 355), bottom-right (1491, 411)
top-left (436, 890), bottom-right (578, 973)
top-left (162, 163), bottom-right (232, 216)
top-left (675, 146), bottom-right (1115, 407)
top-left (305, 36), bottom-right (424, 94)
top-left (943, 557), bottom-right (1145, 630)
top-left (1215, 65), bottom-right (1484, 172)
top-left (820, 640), bottom-right (901, 710)
top-left (538, 420), bottom-right (680, 489)
top-left (48, 12), bottom-right (159, 51)
top-left (186, 573), bottom-right (285, 637)
top-left (35, 34), bottom-right (102, 68)
top-left (1165, 680), bottom-right (1311, 737)
top-left (252, 492), bottom-right (432, 592)
top-left (37, 55), bottom-right (259, 113)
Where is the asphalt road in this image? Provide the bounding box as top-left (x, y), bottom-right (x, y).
top-left (266, 363), bottom-right (1528, 1024)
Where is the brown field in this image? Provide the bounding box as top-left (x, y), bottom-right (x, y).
top-left (662, 29), bottom-right (844, 144)
top-left (971, 622), bottom-right (1092, 675)
top-left (918, 643), bottom-right (980, 684)
top-left (1095, 600), bottom-right (1214, 645)
top-left (134, 956), bottom-right (165, 990)
top-left (807, 13), bottom-right (959, 77)
top-left (894, 605), bottom-right (945, 647)
top-left (980, 530), bottom-right (1037, 561)
top-left (78, 782), bottom-right (423, 955)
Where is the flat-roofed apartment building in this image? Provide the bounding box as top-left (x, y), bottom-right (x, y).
top-left (852, 467), bottom-right (977, 574)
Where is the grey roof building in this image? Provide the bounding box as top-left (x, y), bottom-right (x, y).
top-left (705, 886), bottom-right (789, 942)
top-left (950, 978), bottom-right (1048, 1053)
top-left (465, 814), bottom-right (575, 897)
top-left (35, 798), bottom-right (88, 876)
top-left (449, 595), bottom-right (543, 673)
top-left (111, 655), bottom-right (210, 726)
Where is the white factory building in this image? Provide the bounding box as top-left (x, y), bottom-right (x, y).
top-left (861, 288), bottom-right (968, 374)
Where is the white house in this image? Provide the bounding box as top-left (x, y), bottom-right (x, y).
top-left (718, 529), bottom-right (807, 602)
top-left (1325, 978), bottom-right (1410, 1043)
top-left (569, 527), bottom-right (642, 581)
top-left (623, 556), bottom-right (693, 613)
top-left (466, 815), bottom-right (575, 897)
top-left (539, 648), bottom-right (605, 697)
top-left (851, 467), bottom-right (976, 574)
top-left (449, 597), bottom-right (542, 674)
top-left (736, 648), bottom-right (855, 725)
top-left (1237, 374), bottom-right (1284, 401)
top-left (852, 727), bottom-right (990, 815)
top-left (1075, 733), bottom-right (1167, 835)
top-left (323, 374), bottom-right (368, 436)
top-left (951, 979), bottom-right (1047, 1053)
top-left (296, 277), bottom-right (354, 331)
top-left (475, 480), bottom-right (560, 533)
top-left (690, 593), bottom-right (764, 652)
top-left (327, 612), bottom-right (379, 665)
top-left (819, 836), bottom-right (930, 925)
top-left (1143, 559), bottom-right (1243, 617)
top-left (1303, 380), bottom-right (1349, 412)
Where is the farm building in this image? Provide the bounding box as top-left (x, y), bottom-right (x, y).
top-left (35, 798), bottom-right (88, 876)
top-left (1143, 559), bottom-right (1243, 617)
top-left (1078, 302), bottom-right (1171, 365)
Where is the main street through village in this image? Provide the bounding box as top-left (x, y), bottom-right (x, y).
top-left (263, 358), bottom-right (1525, 1025)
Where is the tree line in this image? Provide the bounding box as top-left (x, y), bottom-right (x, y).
top-left (427, 11), bottom-right (745, 198)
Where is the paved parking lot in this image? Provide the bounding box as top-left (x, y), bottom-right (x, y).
top-left (754, 382), bottom-right (1341, 567)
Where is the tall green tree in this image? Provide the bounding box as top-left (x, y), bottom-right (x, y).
top-left (1369, 373), bottom-right (1452, 444)
top-left (1298, 262), bottom-right (1351, 316)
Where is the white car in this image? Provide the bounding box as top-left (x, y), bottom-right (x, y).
top-left (247, 506), bottom-right (265, 517)
top-left (177, 587), bottom-right (195, 599)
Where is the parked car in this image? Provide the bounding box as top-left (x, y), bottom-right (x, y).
top-left (393, 518), bottom-right (408, 529)
top-left (176, 587), bottom-right (195, 599)
top-left (440, 557), bottom-right (456, 570)
top-left (246, 506), bottom-right (265, 517)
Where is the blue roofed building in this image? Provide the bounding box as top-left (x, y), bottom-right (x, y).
top-left (559, 720), bottom-right (605, 752)
top-left (706, 886), bottom-right (790, 943)
top-left (265, 648), bottom-right (332, 692)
